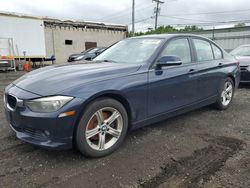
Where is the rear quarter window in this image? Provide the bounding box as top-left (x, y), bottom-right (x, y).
top-left (193, 39), bottom-right (214, 62)
top-left (212, 44), bottom-right (223, 59)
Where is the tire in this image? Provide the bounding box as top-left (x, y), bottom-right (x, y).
top-left (75, 98), bottom-right (128, 158)
top-left (214, 77), bottom-right (234, 110)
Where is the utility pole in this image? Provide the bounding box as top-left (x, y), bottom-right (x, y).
top-left (152, 0), bottom-right (164, 30)
top-left (132, 0), bottom-right (135, 36)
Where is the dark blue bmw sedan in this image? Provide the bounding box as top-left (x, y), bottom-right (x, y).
top-left (4, 34), bottom-right (240, 157)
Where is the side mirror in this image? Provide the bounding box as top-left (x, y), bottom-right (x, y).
top-left (156, 55), bottom-right (182, 68)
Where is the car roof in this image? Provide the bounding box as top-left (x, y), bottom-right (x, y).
top-left (130, 33), bottom-right (211, 40)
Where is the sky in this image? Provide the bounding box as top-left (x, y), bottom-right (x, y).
top-left (1, 0), bottom-right (250, 31)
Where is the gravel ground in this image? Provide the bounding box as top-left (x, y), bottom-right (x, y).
top-left (0, 71), bottom-right (250, 188)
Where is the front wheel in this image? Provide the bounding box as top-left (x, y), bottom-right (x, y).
top-left (214, 77), bottom-right (234, 110)
top-left (75, 98), bottom-right (128, 157)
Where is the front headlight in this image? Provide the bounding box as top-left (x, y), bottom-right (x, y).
top-left (25, 96), bottom-right (74, 113)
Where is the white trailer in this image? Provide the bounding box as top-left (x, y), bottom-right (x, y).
top-left (0, 13), bottom-right (46, 58)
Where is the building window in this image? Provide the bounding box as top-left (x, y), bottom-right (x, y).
top-left (65, 40), bottom-right (73, 45)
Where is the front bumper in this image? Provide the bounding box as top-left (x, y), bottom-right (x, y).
top-left (240, 66), bottom-right (250, 83)
top-left (4, 85), bottom-right (83, 150)
top-left (8, 123), bottom-right (72, 150)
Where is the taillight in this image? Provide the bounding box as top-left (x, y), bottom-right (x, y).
top-left (236, 61), bottom-right (240, 68)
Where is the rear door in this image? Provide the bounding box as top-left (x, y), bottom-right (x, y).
top-left (148, 37), bottom-right (198, 117)
top-left (191, 38), bottom-right (223, 101)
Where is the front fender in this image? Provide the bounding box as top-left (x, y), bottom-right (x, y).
top-left (60, 72), bottom-right (148, 125)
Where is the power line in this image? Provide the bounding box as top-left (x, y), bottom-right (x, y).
top-left (103, 7), bottom-right (250, 24)
top-left (127, 9), bottom-right (250, 26)
top-left (96, 5), bottom-right (250, 24)
top-left (159, 19), bottom-right (250, 27)
top-left (96, 4), bottom-right (154, 22)
top-left (162, 8), bottom-right (250, 17)
top-left (99, 7), bottom-right (156, 26)
top-left (121, 6), bottom-right (250, 30)
top-left (128, 16), bottom-right (153, 25)
top-left (160, 15), bottom-right (217, 23)
top-left (97, 6), bottom-right (153, 23)
top-left (128, 15), bottom-right (250, 28)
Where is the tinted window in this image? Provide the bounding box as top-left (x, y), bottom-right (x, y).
top-left (212, 44), bottom-right (222, 59)
top-left (160, 38), bottom-right (191, 64)
top-left (193, 39), bottom-right (213, 61)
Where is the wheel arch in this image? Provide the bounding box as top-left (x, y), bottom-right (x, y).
top-left (227, 74), bottom-right (236, 86)
top-left (73, 91), bottom-right (134, 142)
top-left (87, 92), bottom-right (133, 125)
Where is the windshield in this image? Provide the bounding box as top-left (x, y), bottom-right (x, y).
top-left (82, 48), bottom-right (100, 54)
top-left (97, 48), bottom-right (106, 53)
top-left (94, 38), bottom-right (163, 64)
top-left (231, 46), bottom-right (250, 56)
top-left (88, 48), bottom-right (101, 53)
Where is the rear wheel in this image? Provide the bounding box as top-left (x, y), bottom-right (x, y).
top-left (215, 77), bottom-right (234, 110)
top-left (75, 98), bottom-right (128, 157)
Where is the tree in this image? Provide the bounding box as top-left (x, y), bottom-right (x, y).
top-left (129, 25), bottom-right (203, 37)
top-left (180, 25), bottom-right (203, 32)
top-left (234, 23), bottom-right (246, 27)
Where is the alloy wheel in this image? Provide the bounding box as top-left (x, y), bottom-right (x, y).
top-left (85, 107), bottom-right (123, 151)
top-left (221, 81), bottom-right (233, 106)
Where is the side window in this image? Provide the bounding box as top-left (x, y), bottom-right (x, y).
top-left (212, 44), bottom-right (223, 59)
top-left (160, 38), bottom-right (191, 64)
top-left (193, 39), bottom-right (214, 61)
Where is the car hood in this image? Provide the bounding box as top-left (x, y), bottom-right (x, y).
top-left (13, 61), bottom-right (141, 96)
top-left (234, 56), bottom-right (250, 66)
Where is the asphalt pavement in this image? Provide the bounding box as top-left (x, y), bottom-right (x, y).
top-left (1, 71), bottom-right (250, 188)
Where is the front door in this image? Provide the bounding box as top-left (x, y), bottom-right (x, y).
top-left (148, 37), bottom-right (198, 117)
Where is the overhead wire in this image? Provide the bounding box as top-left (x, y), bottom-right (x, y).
top-left (127, 8), bottom-right (250, 29)
top-left (160, 15), bottom-right (219, 23)
top-left (158, 18), bottom-right (250, 26)
top-left (96, 3), bottom-right (250, 30)
top-left (161, 8), bottom-right (250, 17)
top-left (96, 3), bottom-right (154, 22)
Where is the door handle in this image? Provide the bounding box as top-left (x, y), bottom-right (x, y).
top-left (218, 63), bottom-right (223, 67)
top-left (189, 69), bottom-right (195, 72)
top-left (188, 69), bottom-right (197, 76)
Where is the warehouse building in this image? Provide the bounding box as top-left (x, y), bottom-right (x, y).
top-left (0, 12), bottom-right (128, 68)
top-left (190, 26), bottom-right (250, 52)
top-left (43, 18), bottom-right (127, 63)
